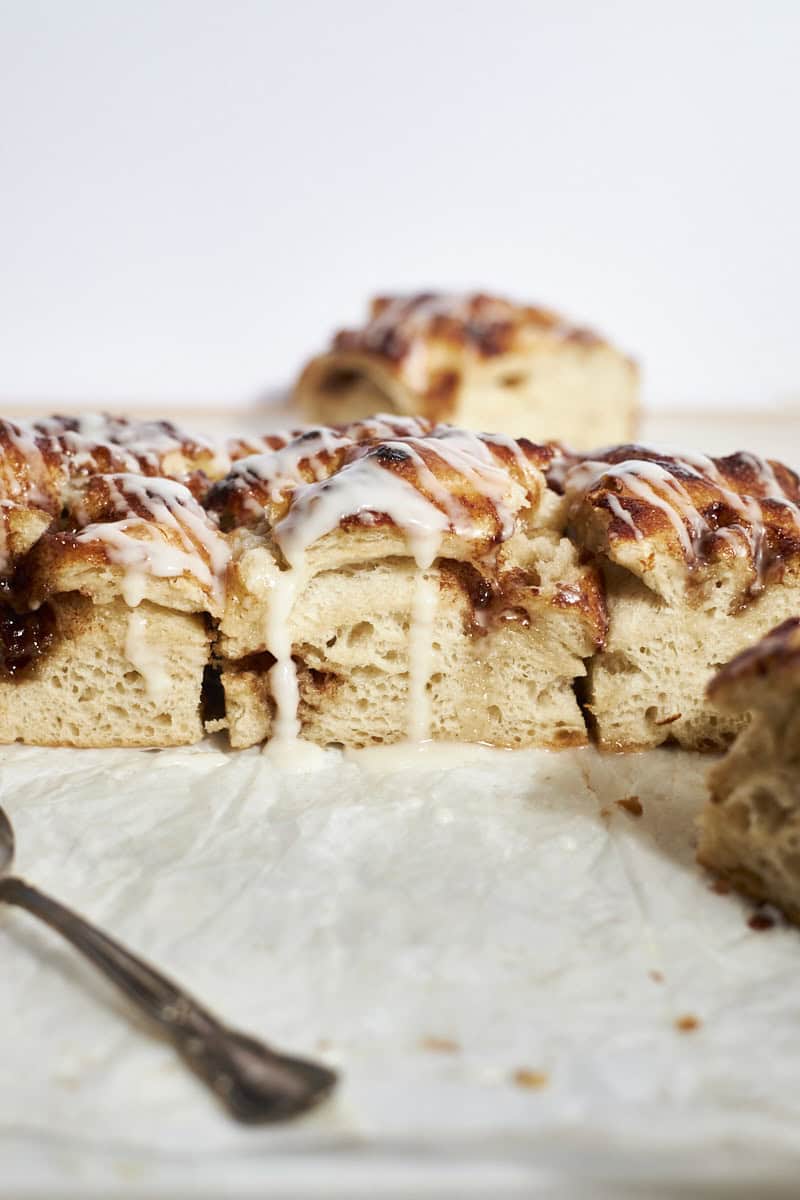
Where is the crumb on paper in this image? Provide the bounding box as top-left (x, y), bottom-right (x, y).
top-left (420, 1035), bottom-right (460, 1054)
top-left (316, 1038), bottom-right (333, 1052)
top-left (616, 796), bottom-right (643, 818)
top-left (52, 1074), bottom-right (81, 1091)
top-left (709, 878), bottom-right (731, 895)
top-left (512, 1068), bottom-right (548, 1090)
top-left (675, 1014), bottom-right (701, 1033)
top-left (748, 909), bottom-right (776, 932)
top-left (649, 969), bottom-right (664, 983)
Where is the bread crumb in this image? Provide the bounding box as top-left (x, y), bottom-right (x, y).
top-left (748, 910), bottom-right (775, 932)
top-left (420, 1036), bottom-right (460, 1054)
top-left (675, 1014), bottom-right (701, 1033)
top-left (648, 969), bottom-right (664, 983)
top-left (512, 1068), bottom-right (548, 1089)
top-left (616, 796), bottom-right (643, 817)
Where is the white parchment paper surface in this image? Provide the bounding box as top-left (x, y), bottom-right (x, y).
top-left (2, 741), bottom-right (800, 1198)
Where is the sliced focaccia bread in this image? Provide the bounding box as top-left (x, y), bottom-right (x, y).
top-left (211, 421), bottom-right (605, 750)
top-left (0, 474), bottom-right (229, 747)
top-left (559, 446), bottom-right (800, 750)
top-left (698, 619), bottom-right (800, 922)
top-left (0, 594), bottom-right (210, 748)
top-left (294, 292), bottom-right (639, 450)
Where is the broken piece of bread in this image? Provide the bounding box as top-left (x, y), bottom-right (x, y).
top-left (211, 422), bottom-right (605, 749)
top-left (560, 446), bottom-right (800, 751)
top-left (294, 293), bottom-right (639, 450)
top-left (698, 619), bottom-right (800, 923)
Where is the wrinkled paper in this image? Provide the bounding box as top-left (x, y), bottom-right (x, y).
top-left (2, 741), bottom-right (800, 1197)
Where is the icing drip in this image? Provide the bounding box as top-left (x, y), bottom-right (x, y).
top-left (407, 568), bottom-right (440, 741)
top-left (265, 566), bottom-right (305, 744)
top-left (124, 607), bottom-right (172, 704)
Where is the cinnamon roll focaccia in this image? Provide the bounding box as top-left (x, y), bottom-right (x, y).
top-left (211, 423), bottom-right (606, 750)
top-left (295, 293), bottom-right (639, 451)
top-left (4, 409), bottom-right (800, 757)
top-left (559, 447), bottom-right (800, 751)
top-left (698, 619), bottom-right (800, 923)
top-left (0, 416), bottom-right (232, 748)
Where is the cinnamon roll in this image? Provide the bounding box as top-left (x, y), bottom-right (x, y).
top-left (294, 293), bottom-right (639, 450)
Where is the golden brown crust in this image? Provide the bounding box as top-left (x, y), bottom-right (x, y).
top-left (335, 292), bottom-right (606, 363)
top-left (0, 420), bottom-right (66, 513)
top-left (208, 421), bottom-right (556, 562)
top-left (563, 445), bottom-right (800, 603)
top-left (18, 474), bottom-right (230, 617)
top-left (33, 413), bottom-right (227, 481)
top-left (212, 418), bottom-right (444, 530)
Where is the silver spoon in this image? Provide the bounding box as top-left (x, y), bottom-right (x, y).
top-left (0, 805), bottom-right (337, 1123)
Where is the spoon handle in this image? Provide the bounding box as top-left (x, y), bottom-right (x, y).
top-left (0, 875), bottom-right (336, 1122)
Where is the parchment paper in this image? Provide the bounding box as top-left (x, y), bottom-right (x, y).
top-left (2, 741), bottom-right (800, 1198)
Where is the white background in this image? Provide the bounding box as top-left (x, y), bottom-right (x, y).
top-left (1, 0), bottom-right (799, 413)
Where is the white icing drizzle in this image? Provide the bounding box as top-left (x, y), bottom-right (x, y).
top-left (605, 493), bottom-right (641, 539)
top-left (230, 430), bottom-right (352, 503)
top-left (34, 413), bottom-right (230, 478)
top-left (566, 447), bottom-right (800, 593)
top-left (124, 607), bottom-right (172, 704)
top-left (347, 414), bottom-right (432, 439)
top-left (75, 475), bottom-right (230, 605)
top-left (567, 458), bottom-right (701, 558)
top-left (407, 569), bottom-right (440, 741)
top-left (273, 453), bottom-right (452, 569)
top-left (265, 565), bottom-right (306, 744)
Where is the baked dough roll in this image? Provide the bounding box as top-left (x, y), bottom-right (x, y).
top-left (32, 413), bottom-right (230, 484)
top-left (211, 421), bottom-right (605, 749)
top-left (0, 413), bottom-right (231, 580)
top-left (698, 619), bottom-right (800, 923)
top-left (560, 446), bottom-right (800, 751)
top-left (0, 474), bottom-right (229, 747)
top-left (294, 293), bottom-right (639, 450)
